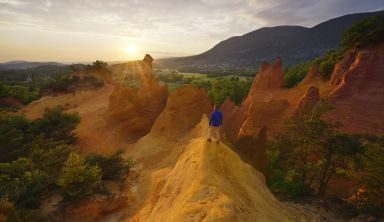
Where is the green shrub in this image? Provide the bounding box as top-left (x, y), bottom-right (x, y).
top-left (92, 60), bottom-right (108, 69)
top-left (349, 136), bottom-right (384, 217)
top-left (204, 78), bottom-right (252, 105)
top-left (30, 106), bottom-right (80, 144)
top-left (284, 62), bottom-right (311, 88)
top-left (342, 15), bottom-right (384, 49)
top-left (29, 136), bottom-right (74, 178)
top-left (47, 74), bottom-right (79, 92)
top-left (0, 115), bottom-right (31, 161)
top-left (0, 108), bottom-right (79, 162)
top-left (0, 158), bottom-right (49, 209)
top-left (267, 141), bottom-right (311, 198)
top-left (267, 100), bottom-right (365, 197)
top-left (312, 48), bottom-right (344, 80)
top-left (58, 152), bottom-right (102, 203)
top-left (85, 150), bottom-right (132, 180)
top-left (192, 80), bottom-right (212, 90)
top-left (83, 75), bottom-right (104, 88)
top-left (3, 84), bottom-right (39, 104)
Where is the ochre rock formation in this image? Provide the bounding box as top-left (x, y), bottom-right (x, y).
top-left (300, 64), bottom-right (320, 86)
top-left (151, 84), bottom-right (211, 138)
top-left (127, 116), bottom-right (289, 222)
top-left (220, 57), bottom-right (291, 176)
top-left (104, 55), bottom-right (168, 143)
top-left (296, 86), bottom-right (320, 113)
top-left (234, 126), bottom-right (268, 175)
top-left (330, 49), bottom-right (357, 86)
top-left (221, 57), bottom-right (288, 141)
top-left (250, 57), bottom-right (284, 91)
top-left (327, 44), bottom-right (384, 135)
top-left (220, 97), bottom-right (248, 141)
top-left (238, 99), bottom-right (291, 140)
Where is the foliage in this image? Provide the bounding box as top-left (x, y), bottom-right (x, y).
top-left (207, 78), bottom-right (252, 105)
top-left (267, 139), bottom-right (310, 198)
top-left (284, 62), bottom-right (311, 88)
top-left (29, 136), bottom-right (74, 178)
top-left (2, 84), bottom-right (39, 104)
top-left (0, 61), bottom-right (107, 110)
top-left (192, 80), bottom-right (212, 90)
top-left (0, 198), bottom-right (14, 222)
top-left (0, 82), bottom-right (6, 97)
top-left (85, 149), bottom-right (133, 180)
top-left (0, 114), bottom-right (31, 161)
top-left (342, 15), bottom-right (384, 50)
top-left (178, 66), bottom-right (257, 77)
top-left (192, 78), bottom-right (252, 105)
top-left (30, 106), bottom-right (80, 144)
top-left (312, 48), bottom-right (344, 80)
top-left (0, 158), bottom-right (49, 209)
top-left (348, 136), bottom-right (384, 216)
top-left (0, 108), bottom-right (79, 211)
top-left (91, 60), bottom-right (108, 69)
top-left (0, 198), bottom-right (41, 222)
top-left (234, 69), bottom-right (256, 77)
top-left (58, 152), bottom-right (102, 203)
top-left (0, 81), bottom-right (39, 108)
top-left (156, 72), bottom-right (184, 83)
top-left (267, 100), bottom-right (365, 197)
top-left (0, 66), bottom-right (72, 82)
top-left (83, 75), bottom-right (104, 88)
top-left (0, 110), bottom-right (77, 162)
top-left (0, 107), bottom-right (131, 216)
top-left (45, 74), bottom-right (79, 92)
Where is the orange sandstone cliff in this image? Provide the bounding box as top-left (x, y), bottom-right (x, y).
top-left (327, 44), bottom-right (384, 135)
top-left (104, 56), bottom-right (168, 143)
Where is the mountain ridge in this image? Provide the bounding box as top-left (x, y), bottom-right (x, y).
top-left (158, 10), bottom-right (384, 67)
top-left (0, 61), bottom-right (67, 70)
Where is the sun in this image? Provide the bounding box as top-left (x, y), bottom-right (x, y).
top-left (124, 45), bottom-right (138, 55)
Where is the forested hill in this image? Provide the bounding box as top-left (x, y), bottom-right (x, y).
top-left (0, 61), bottom-right (67, 70)
top-left (159, 10), bottom-right (384, 67)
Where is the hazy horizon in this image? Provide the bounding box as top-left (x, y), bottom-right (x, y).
top-left (1, 0), bottom-right (384, 63)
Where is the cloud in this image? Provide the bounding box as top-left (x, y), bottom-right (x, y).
top-left (0, 0), bottom-right (383, 61)
top-left (0, 0), bottom-right (28, 7)
top-left (2, 0), bottom-right (383, 38)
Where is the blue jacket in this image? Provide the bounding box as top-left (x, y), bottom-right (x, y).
top-left (209, 110), bottom-right (222, 126)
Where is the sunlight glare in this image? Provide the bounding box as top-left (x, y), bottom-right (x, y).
top-left (125, 45), bottom-right (138, 55)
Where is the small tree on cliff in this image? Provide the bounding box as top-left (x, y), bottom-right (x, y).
top-left (269, 100), bottom-right (365, 196)
top-left (284, 100), bottom-right (338, 194)
top-left (58, 152), bottom-right (102, 203)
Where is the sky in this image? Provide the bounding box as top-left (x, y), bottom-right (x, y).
top-left (0, 0), bottom-right (383, 63)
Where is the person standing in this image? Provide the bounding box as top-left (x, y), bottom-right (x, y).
top-left (208, 105), bottom-right (222, 144)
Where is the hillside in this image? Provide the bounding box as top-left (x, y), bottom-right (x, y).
top-left (159, 10), bottom-right (384, 67)
top-left (0, 61), bottom-right (67, 70)
top-left (0, 64), bottom-right (73, 82)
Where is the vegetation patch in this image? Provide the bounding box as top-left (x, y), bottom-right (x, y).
top-left (267, 100), bottom-right (384, 217)
top-left (0, 107), bottom-right (132, 220)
